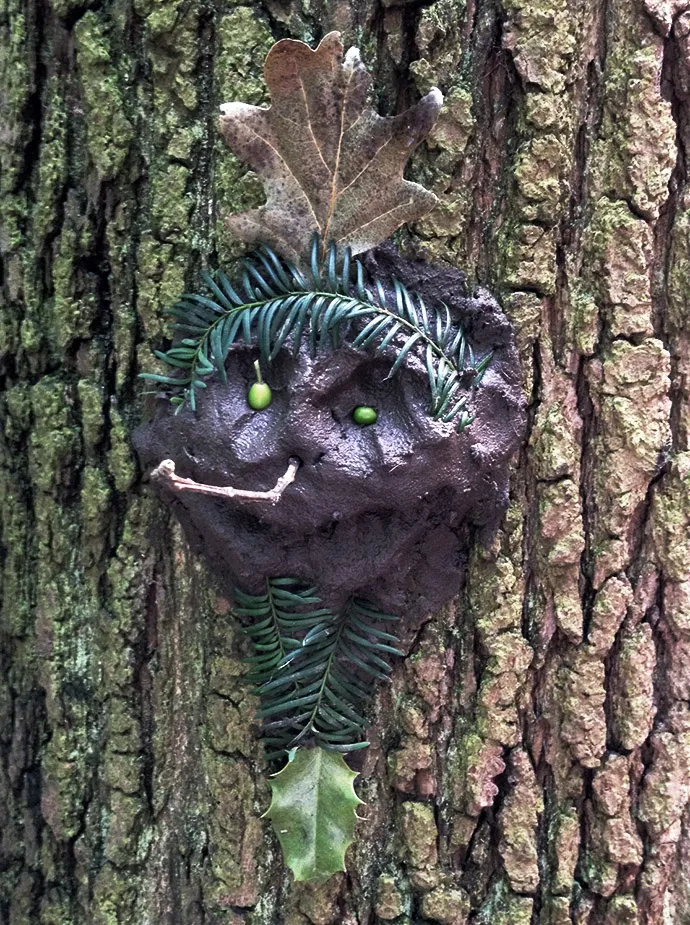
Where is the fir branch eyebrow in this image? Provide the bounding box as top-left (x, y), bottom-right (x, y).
top-left (150, 457), bottom-right (300, 505)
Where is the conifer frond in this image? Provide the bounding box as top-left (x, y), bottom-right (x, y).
top-left (234, 580), bottom-right (403, 760)
top-left (141, 236), bottom-right (490, 431)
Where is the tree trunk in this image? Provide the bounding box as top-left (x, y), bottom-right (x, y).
top-left (2, 0), bottom-right (689, 922)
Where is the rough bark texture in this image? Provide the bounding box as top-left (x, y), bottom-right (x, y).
top-left (1, 0), bottom-right (689, 923)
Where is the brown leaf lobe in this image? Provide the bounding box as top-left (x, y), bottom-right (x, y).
top-left (219, 32), bottom-right (443, 262)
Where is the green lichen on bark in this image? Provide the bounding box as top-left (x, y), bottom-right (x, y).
top-left (74, 12), bottom-right (135, 180)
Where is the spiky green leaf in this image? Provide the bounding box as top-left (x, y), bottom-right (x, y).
top-left (263, 747), bottom-right (363, 883)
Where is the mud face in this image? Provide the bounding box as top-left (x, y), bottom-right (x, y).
top-left (134, 252), bottom-right (525, 620)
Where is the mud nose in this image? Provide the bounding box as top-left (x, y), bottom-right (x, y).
top-left (150, 457), bottom-right (300, 505)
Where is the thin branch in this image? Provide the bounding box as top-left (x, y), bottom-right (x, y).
top-left (150, 457), bottom-right (300, 505)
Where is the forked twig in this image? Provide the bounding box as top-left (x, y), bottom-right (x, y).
top-left (151, 457), bottom-right (300, 505)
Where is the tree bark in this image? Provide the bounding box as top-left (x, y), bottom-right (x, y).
top-left (1, 0), bottom-right (690, 923)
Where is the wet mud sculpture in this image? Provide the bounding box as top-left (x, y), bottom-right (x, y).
top-left (135, 33), bottom-right (524, 883)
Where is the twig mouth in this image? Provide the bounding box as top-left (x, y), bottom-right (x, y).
top-left (150, 457), bottom-right (300, 505)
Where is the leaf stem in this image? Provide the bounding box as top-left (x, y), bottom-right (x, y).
top-left (266, 579), bottom-right (289, 667)
top-left (180, 289), bottom-right (463, 403)
top-left (288, 612), bottom-right (347, 748)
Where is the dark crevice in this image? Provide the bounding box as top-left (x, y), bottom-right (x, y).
top-left (138, 576), bottom-right (159, 819)
top-left (532, 761), bottom-right (557, 924)
top-left (571, 766), bottom-right (596, 914)
top-left (474, 0), bottom-right (522, 286)
top-left (520, 336), bottom-right (542, 647)
top-left (575, 349), bottom-right (596, 632)
top-left (61, 0), bottom-right (105, 30)
top-left (11, 0), bottom-right (46, 200)
top-left (654, 12), bottom-right (690, 455)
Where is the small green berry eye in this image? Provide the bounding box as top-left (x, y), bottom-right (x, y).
top-left (248, 360), bottom-right (272, 410)
top-left (352, 406), bottom-right (377, 426)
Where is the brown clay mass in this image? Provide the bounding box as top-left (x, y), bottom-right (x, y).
top-left (134, 249), bottom-right (525, 620)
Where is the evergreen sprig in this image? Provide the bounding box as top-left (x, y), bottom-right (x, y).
top-left (234, 579), bottom-right (403, 759)
top-left (141, 236), bottom-right (492, 431)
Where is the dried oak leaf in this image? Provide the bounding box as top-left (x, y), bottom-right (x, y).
top-left (219, 31), bottom-right (443, 263)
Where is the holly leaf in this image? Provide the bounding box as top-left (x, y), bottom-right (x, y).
top-left (263, 746), bottom-right (364, 883)
top-left (219, 32), bottom-right (443, 263)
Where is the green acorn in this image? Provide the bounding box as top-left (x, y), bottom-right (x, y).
top-left (248, 360), bottom-right (272, 410)
top-left (352, 406), bottom-right (377, 426)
